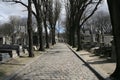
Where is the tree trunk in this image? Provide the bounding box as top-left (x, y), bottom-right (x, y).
top-left (68, 20), bottom-right (72, 45)
top-left (53, 25), bottom-right (56, 44)
top-left (76, 26), bottom-right (82, 51)
top-left (107, 0), bottom-right (120, 79)
top-left (101, 28), bottom-right (104, 43)
top-left (68, 27), bottom-right (72, 46)
top-left (44, 20), bottom-right (49, 48)
top-left (90, 26), bottom-right (94, 42)
top-left (52, 29), bottom-right (55, 45)
top-left (71, 29), bottom-right (76, 48)
top-left (69, 25), bottom-right (76, 47)
top-left (57, 31), bottom-right (60, 39)
top-left (51, 28), bottom-right (53, 45)
top-left (37, 20), bottom-right (44, 51)
top-left (27, 0), bottom-right (34, 57)
top-left (32, 0), bottom-right (44, 51)
top-left (51, 26), bottom-right (56, 45)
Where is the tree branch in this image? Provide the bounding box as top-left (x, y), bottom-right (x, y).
top-left (12, 1), bottom-right (37, 18)
top-left (80, 0), bottom-right (102, 27)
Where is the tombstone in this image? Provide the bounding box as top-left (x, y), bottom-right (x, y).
top-left (0, 53), bottom-right (11, 62)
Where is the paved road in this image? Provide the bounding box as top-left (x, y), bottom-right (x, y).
top-left (13, 43), bottom-right (99, 80)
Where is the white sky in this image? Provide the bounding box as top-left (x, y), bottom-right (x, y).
top-left (0, 0), bottom-right (109, 24)
top-left (99, 0), bottom-right (109, 13)
top-left (0, 0), bottom-right (27, 23)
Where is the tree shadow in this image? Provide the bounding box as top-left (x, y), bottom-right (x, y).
top-left (89, 54), bottom-right (101, 57)
top-left (19, 56), bottom-right (29, 58)
top-left (80, 53), bottom-right (90, 55)
top-left (1, 62), bottom-right (25, 66)
top-left (10, 76), bottom-right (25, 80)
top-left (87, 59), bottom-right (115, 65)
top-left (47, 51), bottom-right (61, 54)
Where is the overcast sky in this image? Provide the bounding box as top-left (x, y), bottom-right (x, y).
top-left (0, 0), bottom-right (27, 23)
top-left (0, 0), bottom-right (109, 24)
top-left (99, 0), bottom-right (109, 12)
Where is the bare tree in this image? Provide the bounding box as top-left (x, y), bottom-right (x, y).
top-left (9, 16), bottom-right (21, 44)
top-left (0, 23), bottom-right (13, 36)
top-left (65, 0), bottom-right (102, 50)
top-left (10, 16), bottom-right (28, 45)
top-left (52, 0), bottom-right (61, 45)
top-left (65, 0), bottom-right (76, 47)
top-left (46, 0), bottom-right (61, 45)
top-left (76, 0), bottom-right (102, 51)
top-left (32, 0), bottom-right (45, 51)
top-left (47, 0), bottom-right (54, 45)
top-left (27, 0), bottom-right (34, 57)
top-left (64, 0), bottom-right (72, 45)
top-left (42, 0), bottom-right (50, 48)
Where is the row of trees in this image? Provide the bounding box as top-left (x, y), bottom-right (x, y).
top-left (2, 0), bottom-right (62, 57)
top-left (65, 0), bottom-right (102, 51)
top-left (65, 0), bottom-right (120, 79)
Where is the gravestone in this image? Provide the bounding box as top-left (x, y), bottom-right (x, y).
top-left (0, 53), bottom-right (11, 62)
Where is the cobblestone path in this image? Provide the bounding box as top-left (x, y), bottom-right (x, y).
top-left (13, 43), bottom-right (99, 80)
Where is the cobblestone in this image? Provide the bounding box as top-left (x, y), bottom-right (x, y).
top-left (12, 43), bottom-right (99, 80)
